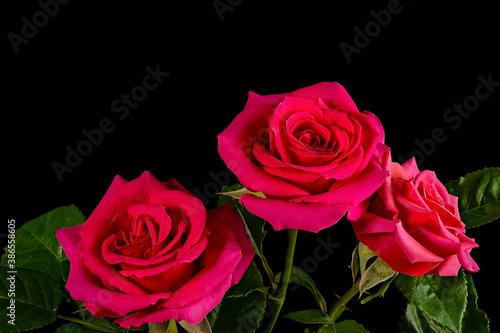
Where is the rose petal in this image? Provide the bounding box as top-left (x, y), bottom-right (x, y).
top-left (110, 171), bottom-right (170, 206)
top-left (246, 90), bottom-right (289, 107)
top-left (320, 145), bottom-right (364, 179)
top-left (288, 82), bottom-right (359, 112)
top-left (84, 302), bottom-right (121, 318)
top-left (394, 222), bottom-right (443, 264)
top-left (113, 275), bottom-right (233, 328)
top-left (347, 199), bottom-right (371, 221)
top-left (293, 154), bottom-right (389, 206)
top-left (127, 204), bottom-right (172, 244)
top-left (209, 204), bottom-right (254, 283)
top-left (241, 194), bottom-right (347, 232)
top-left (119, 234), bottom-right (208, 278)
top-left (262, 167), bottom-right (334, 195)
top-left (323, 106), bottom-right (355, 135)
top-left (457, 234), bottom-right (480, 273)
top-left (130, 261), bottom-right (195, 293)
top-left (355, 232), bottom-right (440, 276)
top-left (377, 150), bottom-right (399, 216)
top-left (412, 225), bottom-right (460, 258)
top-left (350, 211), bottom-right (396, 234)
top-left (163, 178), bottom-right (193, 195)
top-left (149, 190), bottom-right (207, 256)
top-left (424, 199), bottom-right (466, 233)
top-left (401, 157), bottom-right (420, 179)
top-left (427, 255), bottom-right (461, 276)
top-left (162, 217), bottom-right (244, 308)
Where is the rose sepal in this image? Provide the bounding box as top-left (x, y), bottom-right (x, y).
top-left (179, 317), bottom-right (212, 333)
top-left (218, 186), bottom-right (266, 200)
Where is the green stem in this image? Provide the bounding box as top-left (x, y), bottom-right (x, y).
top-left (328, 279), bottom-right (360, 322)
top-left (263, 229), bottom-right (299, 333)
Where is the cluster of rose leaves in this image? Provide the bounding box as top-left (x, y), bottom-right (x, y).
top-left (55, 82), bottom-right (480, 330)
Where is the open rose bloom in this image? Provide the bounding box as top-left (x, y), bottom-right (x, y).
top-left (348, 152), bottom-right (479, 276)
top-left (56, 172), bottom-right (254, 328)
top-left (218, 82), bottom-right (389, 232)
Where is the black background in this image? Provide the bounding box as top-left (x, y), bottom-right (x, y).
top-left (3, 1), bottom-right (499, 332)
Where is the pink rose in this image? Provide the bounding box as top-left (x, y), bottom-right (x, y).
top-left (218, 82), bottom-right (389, 232)
top-left (348, 153), bottom-right (479, 276)
top-left (56, 171), bottom-right (254, 328)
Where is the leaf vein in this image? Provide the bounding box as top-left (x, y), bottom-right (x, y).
top-left (423, 275), bottom-right (460, 332)
top-left (24, 228), bottom-right (62, 262)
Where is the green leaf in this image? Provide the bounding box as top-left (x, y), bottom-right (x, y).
top-left (335, 320), bottom-right (370, 332)
top-left (396, 270), bottom-right (468, 333)
top-left (218, 185), bottom-right (276, 289)
top-left (445, 167), bottom-right (500, 228)
top-left (0, 267), bottom-right (62, 332)
top-left (399, 302), bottom-right (452, 333)
top-left (283, 309), bottom-right (331, 325)
top-left (207, 291), bottom-right (266, 333)
top-left (0, 205), bottom-right (86, 285)
top-left (461, 273), bottom-right (490, 333)
top-left (359, 257), bottom-right (396, 295)
top-left (207, 262), bottom-right (266, 333)
top-left (57, 314), bottom-right (123, 332)
top-left (55, 323), bottom-right (115, 333)
top-left (224, 261), bottom-right (268, 298)
top-left (398, 272), bottom-right (490, 333)
top-left (360, 272), bottom-right (398, 304)
top-left (289, 266), bottom-right (328, 313)
top-left (399, 302), bottom-right (428, 333)
top-left (317, 320), bottom-right (370, 333)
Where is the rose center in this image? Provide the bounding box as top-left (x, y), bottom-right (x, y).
top-left (289, 118), bottom-right (330, 149)
top-left (113, 214), bottom-right (168, 259)
top-left (297, 129), bottom-right (324, 147)
top-left (423, 184), bottom-right (445, 206)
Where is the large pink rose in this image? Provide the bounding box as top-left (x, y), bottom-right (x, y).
top-left (218, 82), bottom-right (389, 232)
top-left (56, 171), bottom-right (254, 328)
top-left (348, 153), bottom-right (479, 276)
